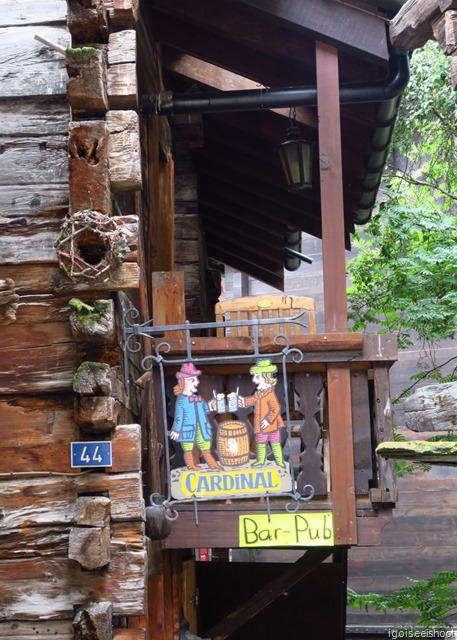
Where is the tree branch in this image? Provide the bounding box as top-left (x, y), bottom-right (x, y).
top-left (387, 166), bottom-right (457, 201)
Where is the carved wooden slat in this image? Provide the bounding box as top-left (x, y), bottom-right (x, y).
top-left (294, 372), bottom-right (327, 496)
top-left (327, 364), bottom-right (357, 545)
top-left (370, 363), bottom-right (398, 504)
top-left (351, 371), bottom-right (374, 496)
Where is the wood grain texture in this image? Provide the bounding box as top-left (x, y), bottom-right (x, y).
top-left (316, 42), bottom-right (347, 333)
top-left (0, 263), bottom-right (140, 295)
top-left (0, 472), bottom-right (144, 528)
top-left (0, 523), bottom-right (146, 618)
top-left (0, 26), bottom-right (70, 98)
top-left (390, 0), bottom-right (439, 50)
top-left (0, 0), bottom-right (67, 27)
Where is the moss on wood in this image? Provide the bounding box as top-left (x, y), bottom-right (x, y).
top-left (377, 440), bottom-right (457, 463)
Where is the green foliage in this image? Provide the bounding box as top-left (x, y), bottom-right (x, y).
top-left (348, 572), bottom-right (457, 628)
top-left (348, 42), bottom-right (457, 369)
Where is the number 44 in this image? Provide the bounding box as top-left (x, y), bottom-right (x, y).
top-left (80, 446), bottom-right (103, 463)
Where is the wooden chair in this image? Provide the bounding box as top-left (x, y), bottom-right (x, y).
top-left (215, 294), bottom-right (316, 337)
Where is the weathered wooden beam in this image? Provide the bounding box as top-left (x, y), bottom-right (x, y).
top-left (67, 0), bottom-right (108, 43)
top-left (0, 278), bottom-right (18, 324)
top-left (0, 621), bottom-right (146, 639)
top-left (450, 51), bottom-right (457, 88)
top-left (0, 343), bottom-right (76, 394)
top-left (69, 298), bottom-right (115, 342)
top-left (73, 602), bottom-right (113, 640)
top-left (75, 395), bottom-right (120, 430)
top-left (0, 396), bottom-right (141, 473)
top-left (0, 216), bottom-right (138, 265)
top-left (107, 30), bottom-right (138, 109)
top-left (69, 120), bottom-right (110, 215)
top-left (377, 439), bottom-right (457, 462)
top-left (0, 523), bottom-right (146, 618)
top-left (0, 621), bottom-right (74, 639)
top-left (106, 110), bottom-right (142, 191)
top-left (0, 138), bottom-right (68, 193)
top-left (0, 0), bottom-right (67, 26)
top-left (431, 10), bottom-right (457, 53)
top-left (0, 263), bottom-right (140, 295)
top-left (0, 473), bottom-right (144, 528)
top-left (0, 26), bottom-right (69, 99)
top-left (108, 0), bottom-right (139, 28)
top-left (66, 47), bottom-right (109, 116)
top-left (69, 526), bottom-right (111, 569)
top-left (389, 0), bottom-right (457, 51)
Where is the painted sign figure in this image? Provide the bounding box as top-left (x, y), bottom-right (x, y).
top-left (238, 359), bottom-right (285, 468)
top-left (169, 362), bottom-right (223, 471)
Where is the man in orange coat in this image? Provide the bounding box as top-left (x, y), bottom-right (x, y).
top-left (239, 359), bottom-right (285, 468)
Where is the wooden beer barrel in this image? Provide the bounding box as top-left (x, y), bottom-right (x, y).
top-left (217, 420), bottom-right (250, 466)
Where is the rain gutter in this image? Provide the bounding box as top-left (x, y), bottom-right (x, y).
top-left (141, 53), bottom-right (410, 225)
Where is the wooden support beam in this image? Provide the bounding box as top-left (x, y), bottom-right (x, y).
top-left (327, 363), bottom-right (357, 545)
top-left (316, 42), bottom-right (357, 546)
top-left (204, 548), bottom-right (334, 640)
top-left (151, 272), bottom-right (185, 338)
top-left (316, 42), bottom-right (347, 333)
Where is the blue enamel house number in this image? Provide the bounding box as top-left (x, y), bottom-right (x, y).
top-left (71, 441), bottom-right (112, 468)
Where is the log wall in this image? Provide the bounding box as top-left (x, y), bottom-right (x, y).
top-left (0, 0), bottom-right (148, 636)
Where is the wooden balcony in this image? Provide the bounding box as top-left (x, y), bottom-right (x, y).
top-left (127, 317), bottom-right (398, 551)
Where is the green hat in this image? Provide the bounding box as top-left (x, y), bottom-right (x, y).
top-left (249, 359), bottom-right (277, 374)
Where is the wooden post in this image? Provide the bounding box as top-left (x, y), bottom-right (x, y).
top-left (149, 273), bottom-right (186, 639)
top-left (151, 271), bottom-right (186, 338)
top-left (316, 41), bottom-right (357, 545)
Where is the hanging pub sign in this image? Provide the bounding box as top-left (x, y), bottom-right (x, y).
top-left (169, 359), bottom-right (293, 501)
top-left (239, 512), bottom-right (334, 547)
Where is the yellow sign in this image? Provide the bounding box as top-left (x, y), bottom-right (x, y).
top-left (170, 465), bottom-right (292, 500)
top-left (239, 512), bottom-right (334, 547)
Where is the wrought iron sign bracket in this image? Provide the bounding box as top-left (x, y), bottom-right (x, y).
top-left (121, 305), bottom-right (319, 525)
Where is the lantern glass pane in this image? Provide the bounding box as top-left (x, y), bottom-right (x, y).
top-left (278, 139), bottom-right (312, 190)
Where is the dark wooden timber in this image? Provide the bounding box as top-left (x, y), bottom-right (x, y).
top-left (370, 363), bottom-right (398, 504)
top-left (317, 41), bottom-right (357, 546)
top-left (294, 372), bottom-right (327, 496)
top-left (232, 0), bottom-right (390, 63)
top-left (203, 548), bottom-right (334, 640)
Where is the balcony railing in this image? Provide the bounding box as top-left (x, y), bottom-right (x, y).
top-left (122, 306), bottom-right (398, 548)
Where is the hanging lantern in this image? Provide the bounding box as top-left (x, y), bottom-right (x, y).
top-left (277, 123), bottom-right (313, 191)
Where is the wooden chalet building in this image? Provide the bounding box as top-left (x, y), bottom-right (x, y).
top-left (0, 1), bottom-right (411, 638)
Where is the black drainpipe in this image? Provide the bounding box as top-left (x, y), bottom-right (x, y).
top-left (141, 53), bottom-right (409, 231)
top-left (141, 54), bottom-right (409, 116)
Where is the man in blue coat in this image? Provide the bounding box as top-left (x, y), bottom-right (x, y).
top-left (170, 362), bottom-right (222, 470)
